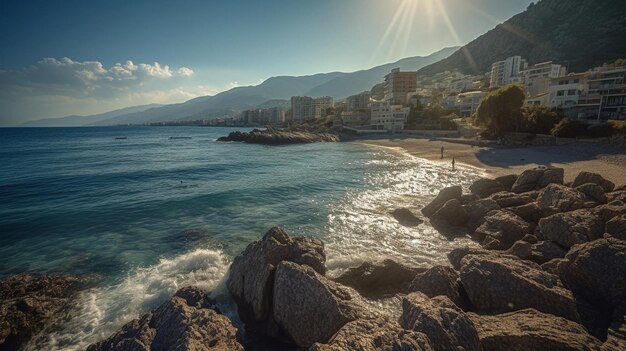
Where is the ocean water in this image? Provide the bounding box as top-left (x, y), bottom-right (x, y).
top-left (0, 126), bottom-right (479, 350)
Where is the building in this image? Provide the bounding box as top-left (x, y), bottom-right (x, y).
top-left (384, 68), bottom-right (417, 105)
top-left (370, 101), bottom-right (410, 131)
top-left (313, 96), bottom-right (334, 119)
top-left (521, 61), bottom-right (567, 101)
top-left (260, 107), bottom-right (286, 124)
top-left (490, 56), bottom-right (528, 88)
top-left (549, 73), bottom-right (587, 109)
top-left (340, 111), bottom-right (370, 127)
top-left (457, 91), bottom-right (486, 117)
top-left (241, 109), bottom-right (260, 125)
top-left (291, 96), bottom-right (314, 120)
top-left (346, 92), bottom-right (371, 112)
top-left (585, 66), bottom-right (626, 119)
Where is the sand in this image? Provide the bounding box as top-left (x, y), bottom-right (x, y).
top-left (356, 137), bottom-right (626, 186)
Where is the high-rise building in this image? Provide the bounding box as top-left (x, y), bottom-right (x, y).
top-left (490, 56), bottom-right (528, 88)
top-left (291, 96), bottom-right (314, 120)
top-left (384, 68), bottom-right (417, 105)
top-left (346, 92), bottom-right (371, 112)
top-left (313, 96), bottom-right (334, 119)
top-left (521, 61), bottom-right (566, 100)
top-left (370, 101), bottom-right (410, 131)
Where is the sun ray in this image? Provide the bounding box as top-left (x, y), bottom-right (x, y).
top-left (432, 0), bottom-right (479, 73)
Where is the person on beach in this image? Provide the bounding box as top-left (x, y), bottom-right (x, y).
top-left (440, 146), bottom-right (444, 159)
top-left (452, 157), bottom-right (456, 171)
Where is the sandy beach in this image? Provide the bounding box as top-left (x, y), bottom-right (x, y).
top-left (357, 137), bottom-right (626, 186)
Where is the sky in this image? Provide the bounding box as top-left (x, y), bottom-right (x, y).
top-left (0, 0), bottom-right (534, 125)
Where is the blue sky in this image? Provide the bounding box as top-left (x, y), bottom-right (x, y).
top-left (0, 0), bottom-right (534, 125)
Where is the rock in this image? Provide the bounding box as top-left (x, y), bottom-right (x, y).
top-left (87, 287), bottom-right (243, 351)
top-left (390, 208), bottom-right (423, 227)
top-left (273, 262), bottom-right (365, 348)
top-left (217, 129), bottom-right (340, 145)
top-left (473, 210), bottom-right (531, 250)
top-left (607, 189), bottom-right (626, 203)
top-left (469, 178), bottom-right (505, 198)
top-left (601, 332), bottom-right (626, 351)
top-left (541, 258), bottom-right (566, 276)
top-left (400, 293), bottom-right (481, 351)
top-left (470, 309), bottom-right (602, 351)
top-left (459, 253), bottom-right (579, 321)
top-left (593, 201), bottom-right (626, 221)
top-left (489, 192), bottom-right (534, 208)
top-left (606, 215), bottom-right (626, 240)
top-left (0, 274), bottom-right (95, 351)
top-left (511, 167), bottom-right (564, 193)
top-left (537, 183), bottom-right (587, 212)
top-left (506, 202), bottom-right (544, 223)
top-left (496, 174), bottom-right (518, 192)
top-left (421, 186), bottom-right (462, 217)
top-left (463, 198), bottom-right (500, 229)
top-left (572, 171), bottom-right (615, 193)
top-left (507, 240), bottom-right (566, 265)
top-left (409, 266), bottom-right (464, 308)
top-left (333, 259), bottom-right (425, 300)
top-left (447, 247), bottom-right (490, 271)
top-left (431, 199), bottom-right (468, 227)
top-left (310, 318), bottom-right (434, 351)
top-left (461, 194), bottom-right (480, 205)
top-left (226, 227), bottom-right (325, 327)
top-left (576, 183), bottom-right (608, 204)
top-left (538, 210), bottom-right (604, 248)
top-left (558, 238), bottom-right (626, 335)
top-left (521, 234), bottom-right (539, 244)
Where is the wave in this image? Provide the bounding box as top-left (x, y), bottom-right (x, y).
top-left (25, 248), bottom-right (230, 351)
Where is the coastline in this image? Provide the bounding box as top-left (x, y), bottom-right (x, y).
top-left (355, 136), bottom-right (626, 185)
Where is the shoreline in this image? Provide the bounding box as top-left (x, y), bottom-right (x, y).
top-left (354, 136), bottom-right (626, 185)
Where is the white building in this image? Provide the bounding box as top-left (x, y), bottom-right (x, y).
top-left (521, 61), bottom-right (567, 102)
top-left (490, 56), bottom-right (528, 88)
top-left (313, 96), bottom-right (334, 119)
top-left (549, 73), bottom-right (587, 109)
top-left (457, 91), bottom-right (486, 117)
top-left (346, 92), bottom-right (371, 112)
top-left (291, 96), bottom-right (314, 120)
top-left (370, 101), bottom-right (410, 131)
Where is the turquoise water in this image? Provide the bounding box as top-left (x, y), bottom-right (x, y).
top-left (0, 126), bottom-right (478, 350)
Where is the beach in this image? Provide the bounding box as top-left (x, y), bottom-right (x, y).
top-left (357, 137), bottom-right (626, 186)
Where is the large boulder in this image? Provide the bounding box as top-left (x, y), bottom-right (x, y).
top-left (473, 210), bottom-right (531, 250)
top-left (576, 183), bottom-right (608, 204)
top-left (495, 174), bottom-right (518, 192)
top-left (606, 215), bottom-right (626, 240)
top-left (572, 171), bottom-right (615, 193)
top-left (511, 167), bottom-right (564, 193)
top-left (447, 247), bottom-right (495, 271)
top-left (86, 287), bottom-right (244, 351)
top-left (536, 183), bottom-right (587, 212)
top-left (400, 293), bottom-right (481, 351)
top-left (538, 210), bottom-right (604, 248)
top-left (558, 237), bottom-right (626, 335)
top-left (310, 318), bottom-right (434, 351)
top-left (409, 266), bottom-right (464, 308)
top-left (489, 192), bottom-right (534, 208)
top-left (459, 253), bottom-right (579, 321)
top-left (506, 240), bottom-right (567, 265)
top-left (463, 198), bottom-right (500, 229)
top-left (469, 178), bottom-right (505, 198)
top-left (421, 186), bottom-right (462, 217)
top-left (506, 202), bottom-right (545, 223)
top-left (0, 274), bottom-right (95, 351)
top-left (390, 208), bottom-right (423, 227)
top-left (273, 262), bottom-right (364, 348)
top-left (226, 227), bottom-right (325, 326)
top-left (334, 259), bottom-right (425, 299)
top-left (470, 309), bottom-right (602, 351)
top-left (431, 199), bottom-right (469, 227)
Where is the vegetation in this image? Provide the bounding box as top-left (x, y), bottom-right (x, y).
top-left (405, 103), bottom-right (458, 131)
top-left (609, 120), bottom-right (626, 134)
top-left (520, 106), bottom-right (564, 135)
top-left (474, 85), bottom-right (525, 136)
top-left (549, 119), bottom-right (624, 138)
top-left (602, 58), bottom-right (626, 68)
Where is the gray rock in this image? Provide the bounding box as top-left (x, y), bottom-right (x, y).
top-left (469, 178), bottom-right (505, 198)
top-left (512, 167), bottom-right (564, 193)
top-left (538, 210), bottom-right (604, 248)
top-left (431, 199), bottom-right (468, 227)
top-left (489, 192), bottom-right (534, 208)
top-left (390, 208), bottom-right (424, 227)
top-left (606, 214), bottom-right (626, 240)
top-left (86, 287), bottom-right (244, 351)
top-left (217, 129), bottom-right (340, 144)
top-left (576, 183), bottom-right (608, 204)
top-left (607, 189), bottom-right (626, 203)
top-left (540, 258), bottom-right (566, 276)
top-left (474, 210), bottom-right (531, 250)
top-left (310, 318), bottom-right (434, 351)
top-left (506, 202), bottom-right (545, 223)
top-left (459, 253), bottom-right (579, 321)
top-left (470, 309), bottom-right (602, 351)
top-left (273, 262), bottom-right (363, 348)
top-left (601, 332), bottom-right (626, 351)
top-left (226, 227), bottom-right (325, 326)
top-left (495, 174), bottom-right (518, 192)
top-left (421, 186), bottom-right (462, 217)
top-left (464, 198), bottom-right (500, 229)
top-left (537, 183), bottom-right (587, 212)
top-left (521, 234), bottom-right (539, 244)
top-left (507, 240), bottom-right (566, 265)
top-left (400, 292), bottom-right (481, 351)
top-left (447, 247), bottom-right (493, 271)
top-left (409, 266), bottom-right (464, 308)
top-left (572, 171), bottom-right (615, 193)
top-left (334, 259), bottom-right (425, 299)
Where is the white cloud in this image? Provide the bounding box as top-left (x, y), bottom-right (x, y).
top-left (177, 67), bottom-right (194, 77)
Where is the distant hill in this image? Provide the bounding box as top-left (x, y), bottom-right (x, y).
top-left (418, 0), bottom-right (626, 76)
top-left (92, 47), bottom-right (458, 125)
top-left (21, 104), bottom-right (163, 127)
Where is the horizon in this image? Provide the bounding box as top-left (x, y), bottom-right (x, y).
top-left (0, 0), bottom-right (534, 125)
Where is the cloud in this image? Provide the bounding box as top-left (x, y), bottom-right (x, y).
top-left (177, 67), bottom-right (194, 77)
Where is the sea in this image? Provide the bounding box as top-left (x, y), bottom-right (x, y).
top-left (0, 126), bottom-right (479, 350)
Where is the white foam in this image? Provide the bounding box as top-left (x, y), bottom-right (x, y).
top-left (25, 248), bottom-right (230, 351)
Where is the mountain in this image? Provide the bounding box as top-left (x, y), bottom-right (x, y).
top-left (21, 104), bottom-right (163, 127)
top-left (93, 48), bottom-right (458, 126)
top-left (418, 0), bottom-right (626, 76)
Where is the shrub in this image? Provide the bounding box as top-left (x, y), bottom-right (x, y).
top-left (474, 85), bottom-right (526, 136)
top-left (587, 123), bottom-right (614, 138)
top-left (521, 106), bottom-right (564, 134)
top-left (609, 120), bottom-right (626, 134)
top-left (551, 119), bottom-right (589, 138)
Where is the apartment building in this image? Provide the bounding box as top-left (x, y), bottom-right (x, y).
top-left (340, 111), bottom-right (370, 127)
top-left (457, 91), bottom-right (486, 117)
top-left (291, 96), bottom-right (314, 120)
top-left (313, 96), bottom-right (334, 119)
top-left (490, 56), bottom-right (528, 88)
top-left (384, 68), bottom-right (417, 105)
top-left (521, 61), bottom-right (567, 99)
top-left (346, 92), bottom-right (371, 112)
top-left (370, 101), bottom-right (410, 131)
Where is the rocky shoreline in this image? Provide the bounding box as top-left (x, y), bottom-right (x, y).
top-left (2, 167), bottom-right (626, 350)
top-left (217, 128), bottom-right (340, 145)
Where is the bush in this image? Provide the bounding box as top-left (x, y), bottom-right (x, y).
top-left (475, 85), bottom-right (525, 136)
top-left (551, 119), bottom-right (589, 138)
top-left (521, 106), bottom-right (564, 134)
top-left (587, 123), bottom-right (614, 138)
top-left (609, 120), bottom-right (626, 134)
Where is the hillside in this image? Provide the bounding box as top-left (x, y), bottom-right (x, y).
top-left (419, 0), bottom-right (626, 75)
top-left (20, 104), bottom-right (163, 127)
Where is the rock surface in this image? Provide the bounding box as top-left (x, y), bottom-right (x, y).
top-left (86, 287), bottom-right (244, 351)
top-left (511, 167), bottom-right (564, 193)
top-left (217, 129), bottom-right (339, 145)
top-left (431, 199), bottom-right (468, 227)
top-left (495, 174), bottom-right (518, 192)
top-left (459, 253), bottom-right (579, 321)
top-left (507, 240), bottom-right (566, 264)
top-left (605, 215), bottom-right (626, 239)
top-left (537, 183), bottom-right (587, 212)
top-left (409, 266), bottom-right (464, 308)
top-left (400, 293), bottom-right (481, 351)
top-left (538, 210), bottom-right (604, 248)
top-left (572, 171), bottom-right (615, 193)
top-left (390, 208), bottom-right (424, 227)
top-left (421, 186), bottom-right (462, 217)
top-left (464, 198), bottom-right (500, 229)
top-left (470, 309), bottom-right (602, 351)
top-left (576, 183), bottom-right (608, 204)
top-left (469, 178), bottom-right (505, 198)
top-left (473, 210), bottom-right (530, 250)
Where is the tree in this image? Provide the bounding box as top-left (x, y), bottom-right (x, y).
top-left (520, 106), bottom-right (564, 134)
top-left (474, 85), bottom-right (525, 136)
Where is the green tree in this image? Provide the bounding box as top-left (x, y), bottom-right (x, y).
top-left (474, 85), bottom-right (525, 136)
top-left (520, 106), bottom-right (564, 134)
